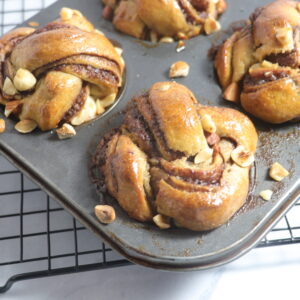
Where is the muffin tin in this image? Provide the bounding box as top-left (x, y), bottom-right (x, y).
top-left (0, 0), bottom-right (299, 270)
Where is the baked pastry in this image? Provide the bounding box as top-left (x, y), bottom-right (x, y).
top-left (102, 0), bottom-right (227, 40)
top-left (215, 0), bottom-right (300, 124)
top-left (0, 7), bottom-right (124, 132)
top-left (92, 82), bottom-right (258, 231)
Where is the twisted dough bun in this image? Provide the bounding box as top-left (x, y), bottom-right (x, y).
top-left (0, 8), bottom-right (124, 131)
top-left (102, 0), bottom-right (227, 40)
top-left (93, 82), bottom-right (257, 231)
top-left (215, 0), bottom-right (300, 124)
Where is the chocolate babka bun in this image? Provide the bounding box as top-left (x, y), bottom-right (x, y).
top-left (102, 0), bottom-right (227, 40)
top-left (0, 7), bottom-right (125, 131)
top-left (215, 0), bottom-right (300, 124)
top-left (93, 82), bottom-right (258, 231)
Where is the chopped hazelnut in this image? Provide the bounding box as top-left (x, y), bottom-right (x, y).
top-left (260, 189), bottom-right (273, 201)
top-left (157, 83), bottom-right (171, 91)
top-left (176, 40), bottom-right (185, 52)
top-left (95, 205), bottom-right (116, 224)
top-left (15, 120), bottom-right (37, 134)
top-left (218, 139), bottom-right (235, 162)
top-left (60, 7), bottom-right (74, 20)
top-left (153, 214), bottom-right (171, 229)
top-left (150, 31), bottom-right (158, 43)
top-left (201, 114), bottom-right (216, 133)
top-left (177, 32), bottom-right (188, 40)
top-left (96, 99), bottom-right (105, 115)
top-left (269, 162), bottom-right (289, 181)
top-left (3, 77), bottom-right (17, 96)
top-left (0, 119), bottom-right (5, 133)
top-left (169, 61), bottom-right (190, 78)
top-left (159, 36), bottom-right (174, 43)
top-left (114, 47), bottom-right (123, 56)
top-left (275, 26), bottom-right (294, 49)
top-left (4, 100), bottom-right (22, 117)
top-left (99, 93), bottom-right (117, 108)
top-left (223, 82), bottom-right (239, 103)
top-left (28, 21), bottom-right (39, 27)
top-left (56, 123), bottom-right (76, 140)
top-left (204, 18), bottom-right (221, 35)
top-left (231, 145), bottom-right (254, 167)
top-left (13, 68), bottom-right (36, 92)
top-left (194, 147), bottom-right (214, 164)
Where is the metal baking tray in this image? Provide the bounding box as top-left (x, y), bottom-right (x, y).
top-left (0, 0), bottom-right (299, 270)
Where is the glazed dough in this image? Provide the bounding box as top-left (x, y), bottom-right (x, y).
top-left (215, 0), bottom-right (300, 124)
top-left (94, 82), bottom-right (258, 231)
top-left (0, 8), bottom-right (124, 131)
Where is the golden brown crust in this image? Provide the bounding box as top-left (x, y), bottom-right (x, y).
top-left (0, 8), bottom-right (124, 131)
top-left (19, 71), bottom-right (83, 130)
top-left (104, 0), bottom-right (227, 40)
top-left (96, 82), bottom-right (258, 231)
top-left (214, 0), bottom-right (300, 123)
top-left (146, 82), bottom-right (208, 157)
top-left (104, 134), bottom-right (153, 222)
top-left (197, 105), bottom-right (258, 153)
top-left (156, 163), bottom-right (249, 231)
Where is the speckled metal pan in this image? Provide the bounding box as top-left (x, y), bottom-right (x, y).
top-left (0, 0), bottom-right (299, 270)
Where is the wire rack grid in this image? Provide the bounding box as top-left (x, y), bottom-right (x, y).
top-left (0, 0), bottom-right (300, 294)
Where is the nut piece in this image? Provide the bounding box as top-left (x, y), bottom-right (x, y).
top-left (204, 18), bottom-right (221, 35)
top-left (219, 139), bottom-right (235, 162)
top-left (95, 205), bottom-right (116, 224)
top-left (297, 2), bottom-right (300, 13)
top-left (71, 96), bottom-right (97, 126)
top-left (56, 123), bottom-right (76, 140)
top-left (60, 7), bottom-right (74, 20)
top-left (4, 100), bottom-right (22, 117)
top-left (223, 82), bottom-right (239, 102)
top-left (96, 99), bottom-right (105, 115)
top-left (0, 119), bottom-right (5, 133)
top-left (153, 214), bottom-right (171, 229)
top-left (13, 69), bottom-right (37, 92)
top-left (15, 119), bottom-right (37, 134)
top-left (259, 189), bottom-right (273, 201)
top-left (194, 147), bottom-right (214, 164)
top-left (275, 26), bottom-right (294, 49)
top-left (176, 40), bottom-right (186, 52)
top-left (177, 32), bottom-right (188, 40)
top-left (169, 61), bottom-right (190, 78)
top-left (157, 83), bottom-right (171, 91)
top-left (28, 21), bottom-right (39, 27)
top-left (99, 93), bottom-right (117, 108)
top-left (3, 77), bottom-right (17, 96)
top-left (201, 114), bottom-right (216, 133)
top-left (269, 162), bottom-right (289, 181)
top-left (231, 145), bottom-right (254, 167)
top-left (150, 30), bottom-right (158, 43)
top-left (114, 47), bottom-right (123, 56)
top-left (159, 36), bottom-right (174, 43)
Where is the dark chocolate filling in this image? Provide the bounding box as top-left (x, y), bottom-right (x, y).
top-left (139, 94), bottom-right (184, 161)
top-left (59, 84), bottom-right (88, 124)
top-left (123, 104), bottom-right (159, 157)
top-left (54, 63), bottom-right (118, 84)
top-left (266, 49), bottom-right (300, 68)
top-left (244, 69), bottom-right (289, 86)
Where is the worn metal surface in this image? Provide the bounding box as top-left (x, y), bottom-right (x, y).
top-left (0, 0), bottom-right (299, 270)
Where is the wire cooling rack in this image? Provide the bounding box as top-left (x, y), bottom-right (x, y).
top-left (0, 0), bottom-right (300, 294)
